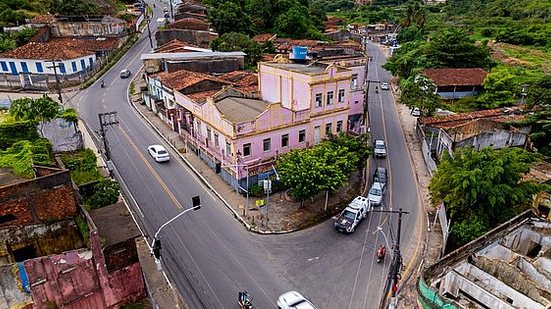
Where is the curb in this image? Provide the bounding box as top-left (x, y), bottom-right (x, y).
top-left (126, 72), bottom-right (302, 235)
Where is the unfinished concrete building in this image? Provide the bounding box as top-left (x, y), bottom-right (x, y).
top-left (418, 210), bottom-right (551, 308)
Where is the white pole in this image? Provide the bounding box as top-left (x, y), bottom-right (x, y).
top-left (151, 206), bottom-right (196, 248)
top-left (324, 190), bottom-right (329, 211)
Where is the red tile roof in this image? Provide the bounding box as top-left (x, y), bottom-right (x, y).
top-left (422, 106), bottom-right (525, 129)
top-left (30, 14), bottom-right (56, 24)
top-left (252, 33), bottom-right (276, 43)
top-left (0, 37), bottom-right (119, 60)
top-left (153, 70), bottom-right (230, 92)
top-left (422, 68), bottom-right (488, 87)
top-left (167, 18), bottom-right (209, 31)
top-left (219, 71), bottom-right (258, 94)
top-left (154, 39), bottom-right (199, 53)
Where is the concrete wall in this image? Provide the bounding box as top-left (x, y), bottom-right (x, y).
top-left (0, 169), bottom-right (78, 228)
top-left (0, 55), bottom-right (95, 76)
top-left (168, 58), bottom-right (243, 74)
top-left (41, 118), bottom-right (84, 152)
top-left (50, 21), bottom-right (126, 37)
top-left (155, 29), bottom-right (216, 47)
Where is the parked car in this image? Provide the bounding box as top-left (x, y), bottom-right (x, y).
top-left (380, 82), bottom-right (390, 90)
top-left (120, 69), bottom-right (131, 78)
top-left (373, 139), bottom-right (387, 158)
top-left (333, 196), bottom-right (371, 233)
top-left (277, 291), bottom-right (316, 309)
top-left (373, 167), bottom-right (388, 187)
top-left (148, 144), bottom-right (170, 162)
top-left (368, 182), bottom-right (385, 206)
top-left (411, 107), bottom-right (421, 117)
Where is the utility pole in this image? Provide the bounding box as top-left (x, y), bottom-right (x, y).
top-left (98, 112), bottom-right (119, 161)
top-left (373, 208), bottom-right (409, 309)
top-left (146, 17), bottom-right (153, 48)
top-left (169, 0), bottom-right (174, 21)
top-left (46, 60), bottom-right (63, 104)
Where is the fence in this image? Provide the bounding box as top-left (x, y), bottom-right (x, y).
top-left (416, 121), bottom-right (437, 176)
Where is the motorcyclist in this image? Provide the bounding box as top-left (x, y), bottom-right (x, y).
top-left (101, 80), bottom-right (105, 88)
top-left (238, 291), bottom-right (253, 309)
top-left (376, 245), bottom-right (386, 262)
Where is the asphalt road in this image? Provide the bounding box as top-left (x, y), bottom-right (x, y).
top-left (65, 3), bottom-right (424, 307)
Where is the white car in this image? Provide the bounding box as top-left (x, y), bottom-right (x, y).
top-left (148, 144), bottom-right (170, 162)
top-left (368, 182), bottom-right (385, 206)
top-left (411, 107), bottom-right (421, 117)
top-left (277, 291), bottom-right (316, 309)
top-left (373, 139), bottom-right (387, 158)
top-left (380, 82), bottom-right (390, 90)
top-left (120, 69), bottom-right (131, 78)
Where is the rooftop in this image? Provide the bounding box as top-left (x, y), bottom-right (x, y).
top-left (219, 71), bottom-right (258, 93)
top-left (0, 37), bottom-right (119, 60)
top-left (422, 68), bottom-right (488, 86)
top-left (167, 18), bottom-right (209, 31)
top-left (262, 62), bottom-right (346, 75)
top-left (252, 33), bottom-right (276, 43)
top-left (152, 69), bottom-right (230, 92)
top-left (215, 97), bottom-right (269, 123)
top-left (154, 39), bottom-right (203, 53)
top-left (89, 202), bottom-right (140, 247)
top-left (420, 211), bottom-right (551, 309)
top-left (422, 106), bottom-right (525, 129)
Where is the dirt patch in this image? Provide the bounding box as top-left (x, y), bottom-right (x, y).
top-left (244, 173), bottom-right (363, 232)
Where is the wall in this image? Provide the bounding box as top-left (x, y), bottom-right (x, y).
top-left (41, 118), bottom-right (83, 152)
top-left (167, 58), bottom-right (243, 74)
top-left (155, 29), bottom-right (216, 47)
top-left (50, 21), bottom-right (126, 37)
top-left (0, 169), bottom-right (78, 228)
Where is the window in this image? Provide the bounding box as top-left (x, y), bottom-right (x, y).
top-left (89, 57), bottom-right (94, 67)
top-left (243, 143), bottom-right (251, 157)
top-left (80, 59), bottom-right (86, 70)
top-left (58, 63), bottom-right (66, 74)
top-left (338, 89), bottom-right (345, 103)
top-left (298, 129), bottom-right (306, 143)
top-left (263, 138), bottom-right (271, 151)
top-left (71, 61), bottom-right (77, 72)
top-left (226, 141), bottom-right (231, 156)
top-left (351, 74), bottom-right (358, 89)
top-left (327, 91), bottom-right (334, 105)
top-left (36, 62), bottom-right (43, 73)
top-left (337, 120), bottom-right (343, 133)
top-left (206, 127), bottom-right (212, 140)
top-left (0, 61), bottom-right (7, 72)
top-left (355, 100), bottom-right (359, 105)
top-left (281, 134), bottom-right (289, 147)
top-left (196, 120), bottom-right (201, 134)
top-left (325, 123), bottom-right (332, 136)
top-left (315, 93), bottom-right (322, 107)
top-left (214, 133), bottom-right (219, 147)
top-left (21, 62), bottom-right (29, 73)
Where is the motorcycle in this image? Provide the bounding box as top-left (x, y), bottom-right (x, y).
top-left (238, 291), bottom-right (253, 309)
top-left (376, 245), bottom-right (386, 263)
top-left (100, 80), bottom-right (105, 88)
top-left (375, 86), bottom-right (379, 94)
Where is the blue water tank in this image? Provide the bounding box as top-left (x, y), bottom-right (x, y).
top-left (291, 46), bottom-right (308, 60)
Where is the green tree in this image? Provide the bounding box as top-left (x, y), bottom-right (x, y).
top-left (383, 41), bottom-right (430, 79)
top-left (425, 28), bottom-right (494, 70)
top-left (401, 0), bottom-right (427, 29)
top-left (399, 76), bottom-right (441, 115)
top-left (396, 25), bottom-right (423, 44)
top-left (477, 67), bottom-right (518, 108)
top-left (275, 6), bottom-right (313, 39)
top-left (0, 34), bottom-right (16, 53)
top-left (526, 75), bottom-right (551, 109)
top-left (524, 76), bottom-right (551, 156)
top-left (208, 1), bottom-right (252, 35)
top-left (50, 0), bottom-right (99, 15)
top-left (9, 96), bottom-right (61, 137)
top-left (85, 178), bottom-right (120, 210)
top-left (210, 32), bottom-right (262, 67)
top-left (429, 147), bottom-right (543, 248)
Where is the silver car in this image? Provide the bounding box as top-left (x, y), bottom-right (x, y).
top-left (120, 69), bottom-right (131, 78)
top-left (368, 182), bottom-right (385, 206)
top-left (380, 82), bottom-right (390, 90)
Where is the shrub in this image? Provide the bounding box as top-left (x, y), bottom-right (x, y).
top-left (84, 178), bottom-right (120, 210)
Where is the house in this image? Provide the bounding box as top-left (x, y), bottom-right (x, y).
top-left (169, 58), bottom-right (359, 190)
top-left (417, 210), bottom-right (551, 309)
top-left (419, 106), bottom-right (530, 160)
top-left (421, 68), bottom-right (488, 99)
top-left (0, 166), bottom-right (144, 308)
top-left (167, 18), bottom-right (209, 31)
top-left (0, 31), bottom-right (119, 89)
top-left (525, 160), bottom-right (551, 221)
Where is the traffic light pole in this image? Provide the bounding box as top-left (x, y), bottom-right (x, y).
top-left (151, 197), bottom-right (201, 259)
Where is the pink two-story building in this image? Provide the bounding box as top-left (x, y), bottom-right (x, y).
top-left (172, 54), bottom-right (366, 191)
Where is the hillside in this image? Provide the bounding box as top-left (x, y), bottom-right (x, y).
top-left (0, 0), bottom-right (129, 26)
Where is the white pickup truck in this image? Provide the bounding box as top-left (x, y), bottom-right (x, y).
top-left (333, 196), bottom-right (371, 233)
